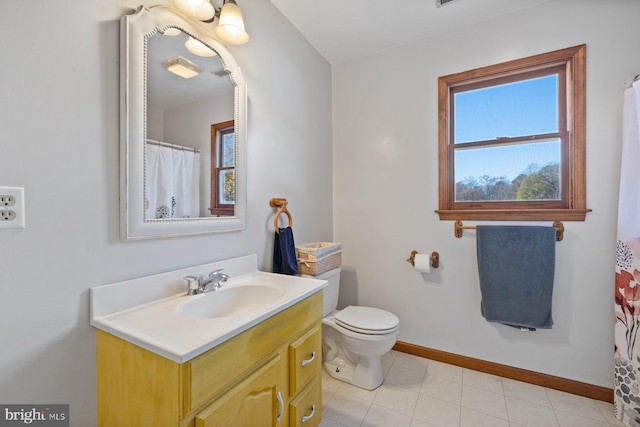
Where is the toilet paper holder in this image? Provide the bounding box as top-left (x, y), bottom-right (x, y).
top-left (406, 250), bottom-right (439, 269)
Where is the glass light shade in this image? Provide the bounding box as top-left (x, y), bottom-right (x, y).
top-left (185, 37), bottom-right (217, 57)
top-left (173, 0), bottom-right (215, 21)
top-left (213, 1), bottom-right (249, 45)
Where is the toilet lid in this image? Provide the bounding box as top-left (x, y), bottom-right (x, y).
top-left (334, 306), bottom-right (399, 335)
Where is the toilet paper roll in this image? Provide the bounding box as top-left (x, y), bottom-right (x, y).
top-left (413, 253), bottom-right (432, 273)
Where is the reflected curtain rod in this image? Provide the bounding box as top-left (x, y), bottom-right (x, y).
top-left (145, 138), bottom-right (200, 153)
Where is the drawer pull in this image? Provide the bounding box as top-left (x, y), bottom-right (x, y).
top-left (301, 404), bottom-right (316, 423)
top-left (301, 351), bottom-right (316, 367)
top-left (276, 391), bottom-right (284, 422)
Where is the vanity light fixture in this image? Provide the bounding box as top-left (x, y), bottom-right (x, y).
top-left (172, 0), bottom-right (249, 46)
top-left (173, 0), bottom-right (215, 21)
top-left (213, 0), bottom-right (249, 45)
top-left (162, 55), bottom-right (202, 79)
top-left (185, 36), bottom-right (218, 57)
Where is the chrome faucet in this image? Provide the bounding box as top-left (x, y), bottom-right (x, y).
top-left (184, 269), bottom-right (229, 295)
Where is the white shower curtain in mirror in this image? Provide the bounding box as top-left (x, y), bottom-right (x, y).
top-left (145, 144), bottom-right (200, 219)
top-left (616, 79), bottom-right (640, 427)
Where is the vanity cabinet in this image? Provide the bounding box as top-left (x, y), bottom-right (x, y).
top-left (96, 292), bottom-right (323, 427)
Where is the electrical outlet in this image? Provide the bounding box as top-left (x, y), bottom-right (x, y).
top-left (0, 210), bottom-right (16, 221)
top-left (0, 195), bottom-right (15, 206)
top-left (0, 187), bottom-right (25, 229)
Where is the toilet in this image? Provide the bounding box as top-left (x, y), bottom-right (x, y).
top-left (314, 267), bottom-right (399, 390)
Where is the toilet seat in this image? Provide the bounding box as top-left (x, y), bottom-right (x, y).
top-left (334, 306), bottom-right (399, 335)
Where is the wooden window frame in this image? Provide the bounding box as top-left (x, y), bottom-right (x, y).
top-left (436, 44), bottom-right (590, 221)
top-left (209, 120), bottom-right (235, 216)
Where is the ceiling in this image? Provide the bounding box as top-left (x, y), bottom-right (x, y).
top-left (269, 0), bottom-right (550, 65)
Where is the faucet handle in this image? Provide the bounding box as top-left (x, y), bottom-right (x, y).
top-left (184, 275), bottom-right (201, 295)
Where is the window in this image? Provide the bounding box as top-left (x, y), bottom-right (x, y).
top-left (436, 45), bottom-right (589, 221)
top-left (210, 120), bottom-right (235, 216)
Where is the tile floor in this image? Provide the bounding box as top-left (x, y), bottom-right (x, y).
top-left (319, 350), bottom-right (625, 427)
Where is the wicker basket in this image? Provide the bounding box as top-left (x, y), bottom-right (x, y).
top-left (296, 242), bottom-right (342, 276)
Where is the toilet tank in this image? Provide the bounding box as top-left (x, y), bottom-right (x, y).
top-left (313, 267), bottom-right (341, 317)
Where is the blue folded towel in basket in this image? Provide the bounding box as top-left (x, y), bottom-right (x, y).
top-left (476, 225), bottom-right (556, 330)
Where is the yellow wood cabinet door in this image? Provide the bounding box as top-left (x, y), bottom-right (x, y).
top-left (195, 355), bottom-right (284, 427)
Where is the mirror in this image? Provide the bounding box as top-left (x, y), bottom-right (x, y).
top-left (120, 6), bottom-right (247, 240)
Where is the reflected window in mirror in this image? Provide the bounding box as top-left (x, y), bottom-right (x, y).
top-left (210, 120), bottom-right (235, 216)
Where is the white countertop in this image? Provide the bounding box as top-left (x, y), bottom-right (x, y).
top-left (90, 255), bottom-right (326, 363)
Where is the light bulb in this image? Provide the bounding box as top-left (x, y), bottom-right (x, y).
top-left (173, 0), bottom-right (215, 21)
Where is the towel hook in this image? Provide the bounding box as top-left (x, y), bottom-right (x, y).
top-left (269, 198), bottom-right (293, 233)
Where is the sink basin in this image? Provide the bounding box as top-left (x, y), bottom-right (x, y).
top-left (91, 255), bottom-right (329, 362)
top-left (179, 284), bottom-right (286, 319)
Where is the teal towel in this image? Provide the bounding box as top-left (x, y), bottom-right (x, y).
top-left (476, 226), bottom-right (555, 330)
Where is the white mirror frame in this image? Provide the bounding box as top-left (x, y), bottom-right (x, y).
top-left (120, 6), bottom-right (247, 240)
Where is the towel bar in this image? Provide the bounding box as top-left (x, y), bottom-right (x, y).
top-left (454, 220), bottom-right (564, 241)
top-left (270, 198), bottom-right (293, 232)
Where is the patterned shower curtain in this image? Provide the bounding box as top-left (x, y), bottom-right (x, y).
top-left (145, 144), bottom-right (201, 219)
top-left (615, 79), bottom-right (640, 426)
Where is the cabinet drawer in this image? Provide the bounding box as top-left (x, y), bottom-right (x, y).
top-left (289, 378), bottom-right (321, 427)
top-left (289, 325), bottom-right (321, 395)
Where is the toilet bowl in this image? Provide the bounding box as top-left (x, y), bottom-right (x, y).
top-left (311, 267), bottom-right (399, 390)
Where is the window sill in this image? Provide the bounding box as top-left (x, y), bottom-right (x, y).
top-left (209, 209), bottom-right (235, 217)
top-left (435, 209), bottom-right (591, 221)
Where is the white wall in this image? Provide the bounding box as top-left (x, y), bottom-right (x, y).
top-left (0, 1), bottom-right (332, 425)
top-left (163, 92), bottom-right (233, 150)
top-left (333, 0), bottom-right (640, 389)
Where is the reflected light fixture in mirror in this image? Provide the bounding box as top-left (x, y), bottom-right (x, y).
top-left (163, 27), bottom-right (183, 36)
top-left (185, 36), bottom-right (218, 57)
top-left (162, 55), bottom-right (201, 79)
top-left (173, 0), bottom-right (249, 46)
